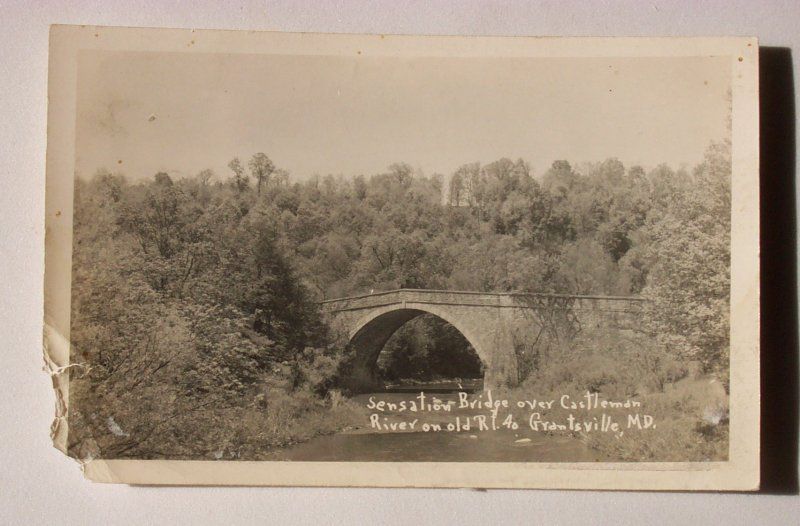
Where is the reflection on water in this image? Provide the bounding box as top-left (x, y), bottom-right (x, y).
top-left (266, 380), bottom-right (603, 462)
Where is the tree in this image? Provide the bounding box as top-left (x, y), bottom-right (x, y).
top-left (452, 162), bottom-right (481, 208)
top-left (249, 152), bottom-right (276, 195)
top-left (641, 141), bottom-right (731, 377)
top-left (448, 172), bottom-right (465, 206)
top-left (196, 168), bottom-right (214, 186)
top-left (387, 162), bottom-right (413, 188)
top-left (116, 173), bottom-right (183, 260)
top-left (228, 157), bottom-right (249, 192)
top-left (542, 160), bottom-right (579, 198)
top-left (555, 238), bottom-right (625, 295)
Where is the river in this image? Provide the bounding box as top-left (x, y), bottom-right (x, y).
top-left (265, 380), bottom-right (602, 462)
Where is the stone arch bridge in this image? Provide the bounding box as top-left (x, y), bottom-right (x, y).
top-left (320, 289), bottom-right (645, 392)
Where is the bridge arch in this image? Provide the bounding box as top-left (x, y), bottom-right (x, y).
top-left (342, 301), bottom-right (511, 392)
top-left (353, 304), bottom-right (488, 374)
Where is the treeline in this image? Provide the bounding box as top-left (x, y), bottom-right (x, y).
top-left (68, 144), bottom-right (730, 458)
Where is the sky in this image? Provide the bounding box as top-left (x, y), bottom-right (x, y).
top-left (75, 50), bottom-right (730, 181)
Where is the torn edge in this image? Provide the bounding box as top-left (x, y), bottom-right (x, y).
top-left (43, 324), bottom-right (70, 453)
top-left (43, 322), bottom-right (93, 471)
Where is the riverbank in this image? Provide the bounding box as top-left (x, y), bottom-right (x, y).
top-left (264, 389), bottom-right (601, 462)
top-left (261, 370), bottom-right (729, 462)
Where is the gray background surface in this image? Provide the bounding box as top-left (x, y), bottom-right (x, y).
top-left (1, 1), bottom-right (798, 524)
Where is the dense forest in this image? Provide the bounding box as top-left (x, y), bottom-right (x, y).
top-left (68, 142), bottom-right (731, 460)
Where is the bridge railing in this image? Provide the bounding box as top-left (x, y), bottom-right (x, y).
top-left (319, 288), bottom-right (647, 314)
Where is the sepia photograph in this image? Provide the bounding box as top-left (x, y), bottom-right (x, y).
top-left (44, 27), bottom-right (760, 489)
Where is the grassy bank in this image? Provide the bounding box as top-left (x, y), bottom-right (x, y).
top-left (209, 389), bottom-right (368, 460)
top-left (67, 360), bottom-right (368, 461)
top-left (504, 327), bottom-right (729, 461)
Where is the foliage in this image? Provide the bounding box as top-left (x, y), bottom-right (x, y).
top-left (507, 326), bottom-right (725, 462)
top-left (377, 315), bottom-right (483, 382)
top-left (640, 141), bottom-right (732, 376)
top-left (69, 141), bottom-right (731, 458)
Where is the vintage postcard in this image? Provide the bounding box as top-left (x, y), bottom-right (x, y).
top-left (44, 26), bottom-right (760, 489)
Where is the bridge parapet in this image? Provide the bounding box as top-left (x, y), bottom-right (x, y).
top-left (320, 288), bottom-right (646, 314)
